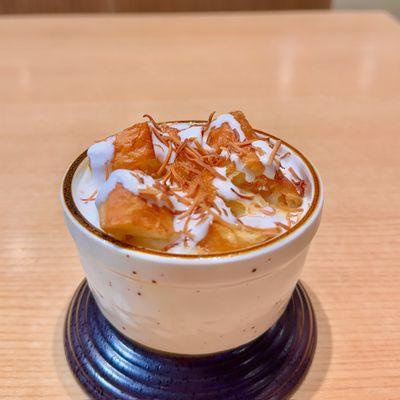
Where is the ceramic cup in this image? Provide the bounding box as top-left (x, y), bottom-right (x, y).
top-left (61, 126), bottom-right (323, 355)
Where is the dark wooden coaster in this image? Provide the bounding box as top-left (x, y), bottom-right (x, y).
top-left (64, 280), bottom-right (317, 400)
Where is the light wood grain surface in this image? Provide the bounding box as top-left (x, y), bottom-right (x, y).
top-left (0, 10), bottom-right (399, 400)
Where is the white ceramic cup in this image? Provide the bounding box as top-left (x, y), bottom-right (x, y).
top-left (61, 127), bottom-right (323, 355)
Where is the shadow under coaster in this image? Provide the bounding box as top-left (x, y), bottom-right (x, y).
top-left (64, 280), bottom-right (317, 400)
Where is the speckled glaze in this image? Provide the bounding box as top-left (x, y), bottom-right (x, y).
top-left (61, 127), bottom-right (323, 355)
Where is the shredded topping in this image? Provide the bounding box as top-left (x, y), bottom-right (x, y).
top-left (81, 190), bottom-right (98, 203)
top-left (85, 111), bottom-right (308, 254)
top-left (267, 140), bottom-right (282, 166)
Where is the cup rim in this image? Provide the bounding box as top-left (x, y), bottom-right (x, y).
top-left (62, 120), bottom-right (322, 259)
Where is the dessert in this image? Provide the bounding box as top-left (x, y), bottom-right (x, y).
top-left (76, 111), bottom-right (310, 254)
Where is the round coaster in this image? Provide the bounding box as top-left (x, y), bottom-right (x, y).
top-left (64, 280), bottom-right (317, 400)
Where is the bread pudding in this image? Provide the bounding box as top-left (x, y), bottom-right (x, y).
top-left (76, 111), bottom-right (309, 254)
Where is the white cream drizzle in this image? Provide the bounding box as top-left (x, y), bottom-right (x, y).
top-left (177, 126), bottom-right (214, 152)
top-left (252, 140), bottom-right (277, 179)
top-left (168, 197), bottom-right (238, 254)
top-left (212, 196), bottom-right (238, 224)
top-left (87, 136), bottom-right (115, 185)
top-left (151, 132), bottom-right (176, 165)
top-left (229, 152), bottom-right (255, 182)
top-left (220, 149), bottom-right (255, 182)
top-left (168, 191), bottom-right (189, 212)
top-left (212, 167), bottom-right (241, 201)
top-left (96, 169), bottom-right (159, 206)
top-left (80, 113), bottom-right (309, 255)
top-left (178, 126), bottom-right (203, 143)
top-left (95, 169), bottom-right (215, 250)
top-left (239, 215), bottom-right (279, 230)
top-left (173, 213), bottom-right (212, 244)
top-left (203, 113), bottom-right (246, 144)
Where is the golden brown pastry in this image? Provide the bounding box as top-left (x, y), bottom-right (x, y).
top-left (112, 122), bottom-right (160, 175)
top-left (87, 111), bottom-right (307, 254)
top-left (98, 184), bottom-right (176, 244)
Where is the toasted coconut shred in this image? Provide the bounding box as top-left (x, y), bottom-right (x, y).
top-left (85, 112), bottom-right (309, 254)
top-left (80, 190), bottom-right (98, 203)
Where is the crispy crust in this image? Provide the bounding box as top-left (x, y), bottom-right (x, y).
top-left (112, 122), bottom-right (160, 175)
top-left (230, 110), bottom-right (258, 140)
top-left (95, 111), bottom-right (306, 253)
top-left (198, 221), bottom-right (275, 253)
top-left (207, 111), bottom-right (264, 179)
top-left (98, 184), bottom-right (176, 242)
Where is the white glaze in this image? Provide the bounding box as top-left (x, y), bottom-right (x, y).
top-left (151, 132), bottom-right (176, 165)
top-left (87, 136), bottom-right (115, 185)
top-left (220, 149), bottom-right (255, 182)
top-left (177, 126), bottom-right (203, 144)
top-left (168, 215), bottom-right (213, 254)
top-left (168, 191), bottom-right (189, 212)
top-left (252, 140), bottom-right (277, 179)
top-left (229, 152), bottom-right (255, 182)
top-left (239, 214), bottom-right (284, 230)
top-left (173, 213), bottom-right (212, 243)
top-left (203, 113), bottom-right (246, 143)
top-left (96, 169), bottom-right (160, 207)
top-left (76, 115), bottom-right (312, 256)
top-left (177, 125), bottom-right (214, 152)
top-left (212, 167), bottom-right (240, 201)
top-left (212, 196), bottom-right (238, 224)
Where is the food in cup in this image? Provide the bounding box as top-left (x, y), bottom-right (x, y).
top-left (62, 111), bottom-right (323, 354)
top-left (76, 111), bottom-right (310, 254)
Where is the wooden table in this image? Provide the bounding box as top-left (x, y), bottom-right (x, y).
top-left (1, 11), bottom-right (399, 399)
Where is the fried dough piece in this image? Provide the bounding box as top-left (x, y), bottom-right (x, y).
top-left (230, 110), bottom-right (258, 140)
top-left (207, 110), bottom-right (257, 147)
top-left (171, 151), bottom-right (218, 194)
top-left (199, 221), bottom-right (276, 253)
top-left (172, 152), bottom-right (202, 183)
top-left (226, 151), bottom-right (265, 186)
top-left (112, 122), bottom-right (160, 175)
top-left (237, 175), bottom-right (276, 197)
top-left (238, 172), bottom-right (303, 210)
top-left (241, 151), bottom-right (264, 176)
top-left (272, 171), bottom-right (303, 209)
top-left (207, 111), bottom-right (264, 179)
top-left (207, 122), bottom-right (238, 149)
top-left (159, 123), bottom-right (180, 138)
top-left (98, 184), bottom-right (176, 243)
